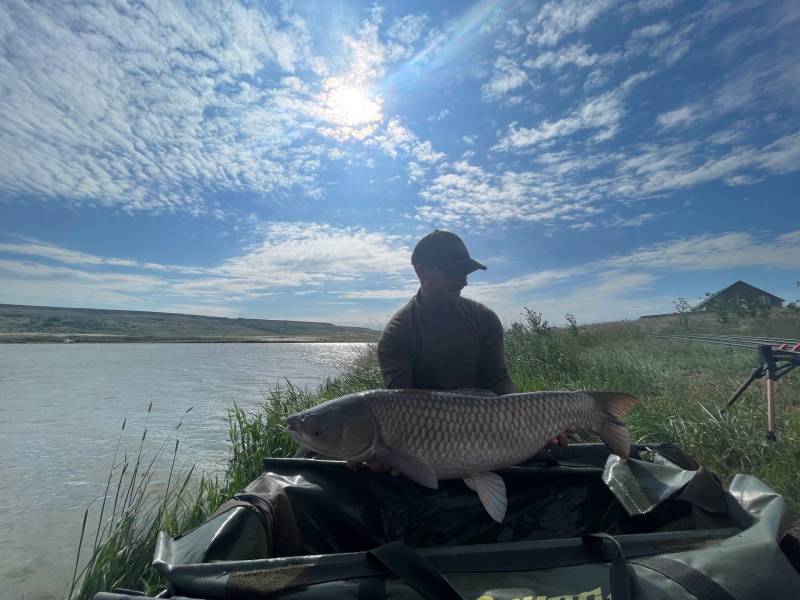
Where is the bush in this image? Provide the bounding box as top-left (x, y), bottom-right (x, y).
top-left (672, 297), bottom-right (691, 330)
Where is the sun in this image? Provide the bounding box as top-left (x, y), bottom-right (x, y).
top-left (317, 79), bottom-right (383, 139)
top-left (327, 85), bottom-right (378, 126)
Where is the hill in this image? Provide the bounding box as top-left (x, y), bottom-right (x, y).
top-left (0, 304), bottom-right (379, 343)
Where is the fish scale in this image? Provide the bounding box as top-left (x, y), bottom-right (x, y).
top-left (286, 388), bottom-right (636, 522)
top-left (367, 389), bottom-right (598, 478)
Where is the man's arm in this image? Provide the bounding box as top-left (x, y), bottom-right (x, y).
top-left (377, 325), bottom-right (414, 389)
top-left (480, 310), bottom-right (516, 395)
top-left (370, 323), bottom-right (412, 473)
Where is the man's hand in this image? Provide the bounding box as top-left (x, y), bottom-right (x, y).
top-left (547, 428), bottom-right (580, 449)
top-left (347, 456), bottom-right (399, 476)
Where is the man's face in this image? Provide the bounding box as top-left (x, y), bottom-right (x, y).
top-left (416, 264), bottom-right (467, 305)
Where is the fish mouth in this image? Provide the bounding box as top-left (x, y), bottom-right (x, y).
top-left (285, 415), bottom-right (304, 443)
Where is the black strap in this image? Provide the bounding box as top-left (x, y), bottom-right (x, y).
top-left (368, 541), bottom-right (465, 600)
top-left (357, 574), bottom-right (387, 599)
top-left (582, 533), bottom-right (631, 600)
top-left (631, 556), bottom-right (737, 600)
top-left (224, 530), bottom-right (737, 597)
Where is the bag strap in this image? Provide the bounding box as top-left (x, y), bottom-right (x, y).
top-left (631, 556), bottom-right (737, 600)
top-left (224, 531), bottom-right (737, 597)
top-left (582, 533), bottom-right (631, 600)
top-left (368, 541), bottom-right (465, 600)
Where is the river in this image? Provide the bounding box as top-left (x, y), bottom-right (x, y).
top-left (0, 342), bottom-right (367, 600)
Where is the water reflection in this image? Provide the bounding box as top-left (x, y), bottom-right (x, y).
top-left (0, 342), bottom-right (366, 599)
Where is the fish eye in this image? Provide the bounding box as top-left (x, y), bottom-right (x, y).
top-left (313, 429), bottom-right (323, 437)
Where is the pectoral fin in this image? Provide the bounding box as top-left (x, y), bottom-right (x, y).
top-left (374, 446), bottom-right (438, 489)
top-left (464, 472), bottom-right (507, 522)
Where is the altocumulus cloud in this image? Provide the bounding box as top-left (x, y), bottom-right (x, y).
top-left (0, 1), bottom-right (430, 213)
top-left (0, 224), bottom-right (413, 306)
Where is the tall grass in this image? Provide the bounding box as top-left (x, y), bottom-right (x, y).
top-left (70, 316), bottom-right (799, 597)
top-left (70, 348), bottom-right (383, 599)
top-left (505, 308), bottom-right (800, 526)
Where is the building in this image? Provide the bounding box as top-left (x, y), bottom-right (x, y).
top-left (691, 281), bottom-right (784, 312)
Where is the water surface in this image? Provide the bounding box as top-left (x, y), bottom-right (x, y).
top-left (0, 342), bottom-right (365, 599)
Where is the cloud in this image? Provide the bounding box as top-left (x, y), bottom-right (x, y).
top-left (387, 14), bottom-right (429, 45)
top-left (310, 11), bottom-right (398, 141)
top-left (525, 43), bottom-right (621, 71)
top-left (652, 24), bottom-right (800, 133)
top-left (427, 109), bottom-right (450, 122)
top-left (368, 117), bottom-right (445, 166)
top-left (656, 105), bottom-right (698, 129)
top-left (417, 161), bottom-right (599, 227)
top-left (493, 72), bottom-right (650, 151)
top-left (605, 213), bottom-right (658, 227)
top-left (0, 1), bottom-right (428, 212)
top-left (637, 0), bottom-right (684, 13)
top-left (407, 161), bottom-right (426, 182)
top-left (462, 227), bottom-right (800, 324)
top-left (338, 287), bottom-right (418, 300)
top-left (463, 266), bottom-right (662, 325)
top-left (0, 224), bottom-right (415, 309)
top-left (630, 21), bottom-right (672, 39)
top-left (515, 271), bottom-right (665, 324)
top-left (0, 1), bottom-right (343, 213)
top-left (481, 55), bottom-right (529, 102)
top-left (613, 130), bottom-right (800, 195)
top-left (0, 240), bottom-right (205, 274)
top-left (601, 230), bottom-right (800, 271)
top-left (467, 228), bottom-right (800, 324)
top-left (526, 0), bottom-right (620, 47)
top-left (470, 269), bottom-right (584, 299)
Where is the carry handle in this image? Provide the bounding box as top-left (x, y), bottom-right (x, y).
top-left (582, 533), bottom-right (632, 600)
top-left (368, 541), bottom-right (465, 600)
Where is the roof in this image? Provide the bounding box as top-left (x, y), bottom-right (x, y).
top-left (692, 281), bottom-right (785, 311)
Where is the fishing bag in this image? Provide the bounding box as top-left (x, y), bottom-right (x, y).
top-left (94, 444), bottom-right (800, 600)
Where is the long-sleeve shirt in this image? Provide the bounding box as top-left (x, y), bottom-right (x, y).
top-left (377, 290), bottom-right (514, 393)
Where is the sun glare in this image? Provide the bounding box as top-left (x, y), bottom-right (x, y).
top-left (317, 79), bottom-right (383, 139)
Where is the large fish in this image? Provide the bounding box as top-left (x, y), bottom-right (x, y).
top-left (285, 389), bottom-right (637, 522)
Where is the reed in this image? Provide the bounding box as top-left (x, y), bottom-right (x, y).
top-left (70, 315), bottom-right (799, 598)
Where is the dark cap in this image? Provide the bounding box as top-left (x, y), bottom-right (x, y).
top-left (411, 230), bottom-right (487, 276)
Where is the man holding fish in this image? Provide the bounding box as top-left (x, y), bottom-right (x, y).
top-left (286, 231), bottom-right (636, 522)
top-left (377, 229), bottom-right (573, 448)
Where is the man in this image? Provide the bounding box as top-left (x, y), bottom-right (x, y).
top-left (378, 229), bottom-right (515, 394)
top-left (376, 230), bottom-right (571, 454)
top-left (299, 231), bottom-right (568, 464)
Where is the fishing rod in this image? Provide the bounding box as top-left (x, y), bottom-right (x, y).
top-left (663, 334), bottom-right (800, 347)
top-left (660, 333), bottom-right (800, 441)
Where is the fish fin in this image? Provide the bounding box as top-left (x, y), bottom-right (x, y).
top-left (591, 392), bottom-right (637, 420)
top-left (464, 472), bottom-right (507, 523)
top-left (590, 392), bottom-right (638, 460)
top-left (375, 446), bottom-right (438, 489)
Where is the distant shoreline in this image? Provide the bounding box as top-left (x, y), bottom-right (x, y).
top-left (0, 334), bottom-right (376, 344)
top-left (0, 303), bottom-right (381, 344)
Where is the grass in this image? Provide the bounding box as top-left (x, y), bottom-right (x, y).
top-left (69, 311), bottom-right (800, 598)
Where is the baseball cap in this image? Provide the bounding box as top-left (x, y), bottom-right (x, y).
top-left (411, 230), bottom-right (487, 276)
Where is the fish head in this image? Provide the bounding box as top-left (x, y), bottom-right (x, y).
top-left (286, 397), bottom-right (376, 461)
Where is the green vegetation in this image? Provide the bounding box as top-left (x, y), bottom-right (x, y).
top-left (0, 303), bottom-right (379, 342)
top-left (70, 354), bottom-right (382, 600)
top-left (69, 310), bottom-right (800, 599)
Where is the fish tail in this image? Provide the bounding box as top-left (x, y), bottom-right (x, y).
top-left (590, 392), bottom-right (638, 459)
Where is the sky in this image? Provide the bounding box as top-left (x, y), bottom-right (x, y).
top-left (1, 0), bottom-right (799, 328)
